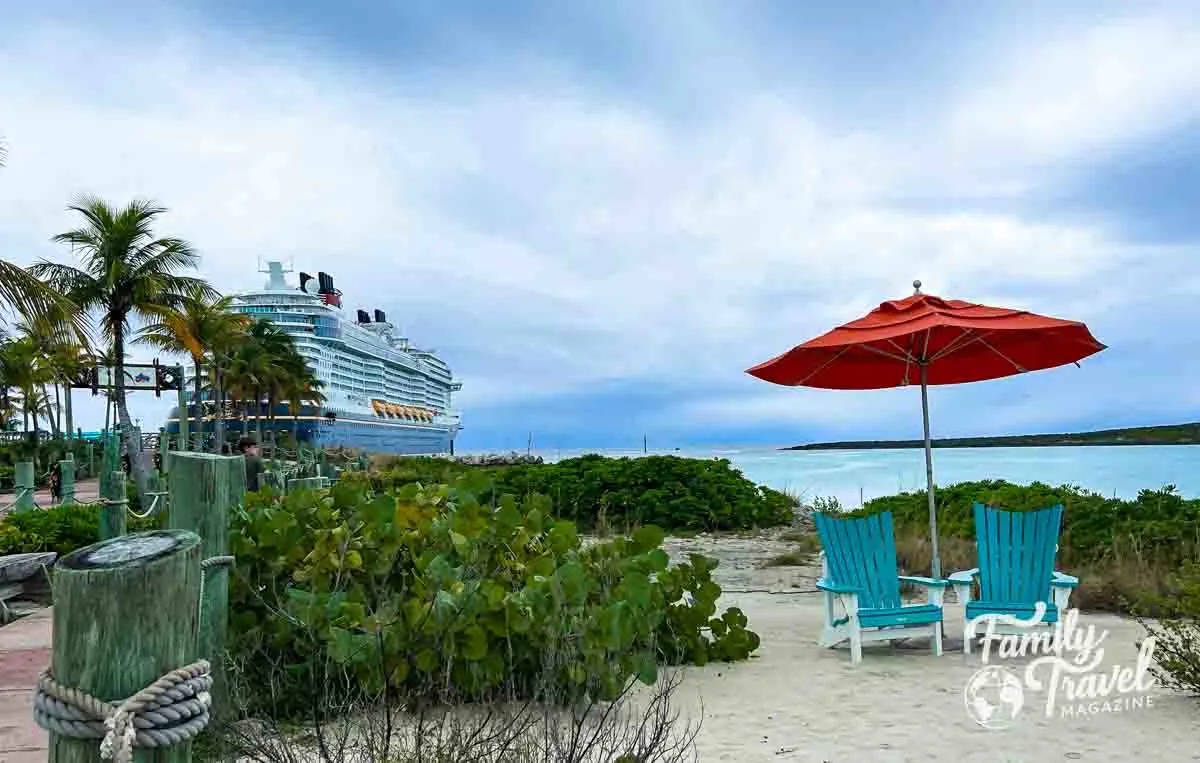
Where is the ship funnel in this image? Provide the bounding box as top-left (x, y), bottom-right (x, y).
top-left (374, 309), bottom-right (387, 323)
top-left (317, 272), bottom-right (331, 293)
top-left (356, 309), bottom-right (371, 323)
top-left (299, 272), bottom-right (313, 293)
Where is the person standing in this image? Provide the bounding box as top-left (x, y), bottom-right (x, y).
top-left (238, 436), bottom-right (264, 492)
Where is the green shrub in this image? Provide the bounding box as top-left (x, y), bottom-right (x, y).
top-left (852, 480), bottom-right (1200, 568)
top-left (1135, 562), bottom-right (1200, 696)
top-left (228, 474), bottom-right (761, 717)
top-left (0, 502), bottom-right (159, 556)
top-left (0, 438), bottom-right (101, 485)
top-left (369, 454), bottom-right (794, 532)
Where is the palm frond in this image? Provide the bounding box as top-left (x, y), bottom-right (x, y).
top-left (0, 262), bottom-right (92, 347)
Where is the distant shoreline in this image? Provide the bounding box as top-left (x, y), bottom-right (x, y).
top-left (783, 422), bottom-right (1200, 451)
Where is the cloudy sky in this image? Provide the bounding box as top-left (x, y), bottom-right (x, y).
top-left (1, 0), bottom-right (1198, 451)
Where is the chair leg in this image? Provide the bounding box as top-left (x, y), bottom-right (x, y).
top-left (963, 620), bottom-right (973, 655)
top-left (848, 617), bottom-right (863, 665)
top-left (932, 622), bottom-right (943, 657)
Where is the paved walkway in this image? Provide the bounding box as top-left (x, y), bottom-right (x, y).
top-left (33, 479), bottom-right (101, 507)
top-left (0, 608), bottom-right (51, 761)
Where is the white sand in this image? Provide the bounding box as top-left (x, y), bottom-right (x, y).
top-left (661, 531), bottom-right (1200, 762)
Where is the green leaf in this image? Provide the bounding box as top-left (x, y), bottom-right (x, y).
top-left (634, 653), bottom-right (659, 685)
top-left (461, 625), bottom-right (489, 661)
top-left (631, 524), bottom-right (665, 552)
top-left (415, 648), bottom-right (438, 672)
top-left (547, 520), bottom-right (579, 555)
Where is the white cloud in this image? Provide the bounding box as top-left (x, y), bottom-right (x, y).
top-left (0, 11), bottom-right (1197, 437)
top-left (947, 13), bottom-right (1200, 169)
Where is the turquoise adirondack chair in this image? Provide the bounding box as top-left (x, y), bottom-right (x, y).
top-left (949, 503), bottom-right (1080, 654)
top-left (814, 511), bottom-right (948, 665)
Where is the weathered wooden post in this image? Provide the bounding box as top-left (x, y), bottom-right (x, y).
top-left (58, 456), bottom-right (75, 505)
top-left (167, 452), bottom-right (243, 718)
top-left (159, 430), bottom-right (170, 474)
top-left (36, 530), bottom-right (204, 763)
top-left (100, 471), bottom-right (127, 540)
top-left (13, 461), bottom-right (34, 512)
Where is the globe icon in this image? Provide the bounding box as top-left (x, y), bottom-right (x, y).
top-left (964, 665), bottom-right (1024, 729)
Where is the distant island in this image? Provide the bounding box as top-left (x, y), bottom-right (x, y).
top-left (784, 422), bottom-right (1200, 450)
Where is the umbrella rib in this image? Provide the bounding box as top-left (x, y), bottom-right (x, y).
top-left (928, 328), bottom-right (985, 362)
top-left (861, 343), bottom-right (915, 363)
top-left (793, 345), bottom-right (854, 385)
top-left (976, 335), bottom-right (1027, 373)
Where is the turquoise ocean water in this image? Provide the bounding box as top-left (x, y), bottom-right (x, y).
top-left (516, 445), bottom-right (1200, 509)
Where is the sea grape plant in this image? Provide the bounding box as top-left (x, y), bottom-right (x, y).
top-left (229, 474), bottom-right (760, 715)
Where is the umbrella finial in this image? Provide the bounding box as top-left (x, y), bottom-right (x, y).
top-left (913, 279), bottom-right (922, 295)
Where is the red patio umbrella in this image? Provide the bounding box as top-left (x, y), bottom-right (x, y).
top-left (746, 280), bottom-right (1106, 578)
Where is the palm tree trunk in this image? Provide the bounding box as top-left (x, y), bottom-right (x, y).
top-left (112, 328), bottom-right (150, 505)
top-left (268, 394), bottom-right (278, 456)
top-left (54, 382), bottom-right (62, 435)
top-left (42, 384), bottom-right (59, 438)
top-left (191, 358), bottom-right (203, 448)
top-left (213, 364), bottom-right (225, 453)
top-left (254, 387), bottom-right (263, 444)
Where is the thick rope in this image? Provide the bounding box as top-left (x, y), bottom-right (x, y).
top-left (198, 555), bottom-right (236, 633)
top-left (201, 555), bottom-right (235, 572)
top-left (33, 660), bottom-right (213, 763)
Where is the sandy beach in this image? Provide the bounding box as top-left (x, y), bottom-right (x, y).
top-left (661, 531), bottom-right (1200, 762)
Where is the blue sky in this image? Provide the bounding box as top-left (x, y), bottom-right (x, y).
top-left (1, 1), bottom-right (1198, 450)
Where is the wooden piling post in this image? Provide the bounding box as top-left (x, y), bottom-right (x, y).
top-left (167, 452), bottom-right (244, 718)
top-left (100, 471), bottom-right (127, 540)
top-left (159, 430), bottom-right (170, 474)
top-left (47, 529), bottom-right (201, 763)
top-left (13, 461), bottom-right (34, 512)
top-left (58, 458), bottom-right (75, 505)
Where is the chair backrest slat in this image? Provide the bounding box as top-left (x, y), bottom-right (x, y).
top-left (814, 511), bottom-right (901, 610)
top-left (974, 502), bottom-right (1063, 604)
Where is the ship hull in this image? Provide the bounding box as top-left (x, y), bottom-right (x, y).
top-left (163, 403), bottom-right (457, 456)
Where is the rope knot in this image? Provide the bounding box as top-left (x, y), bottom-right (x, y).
top-left (33, 659), bottom-right (213, 758)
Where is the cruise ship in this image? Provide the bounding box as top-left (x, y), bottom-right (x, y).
top-left (163, 261), bottom-right (462, 454)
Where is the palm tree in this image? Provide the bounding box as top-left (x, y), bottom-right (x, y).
top-left (0, 138), bottom-right (89, 343)
top-left (139, 293), bottom-right (249, 450)
top-left (12, 317), bottom-right (84, 439)
top-left (222, 319), bottom-right (316, 453)
top-left (30, 197), bottom-right (215, 501)
top-left (225, 322), bottom-right (280, 442)
top-left (286, 364), bottom-right (326, 448)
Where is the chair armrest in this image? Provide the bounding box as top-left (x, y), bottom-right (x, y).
top-left (816, 579), bottom-right (863, 594)
top-left (898, 575), bottom-right (950, 588)
top-left (1050, 571), bottom-right (1079, 588)
top-left (948, 568), bottom-right (979, 585)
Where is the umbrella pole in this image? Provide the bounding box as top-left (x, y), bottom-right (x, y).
top-left (920, 364), bottom-right (942, 580)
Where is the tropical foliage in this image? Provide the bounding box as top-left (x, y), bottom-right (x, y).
top-left (139, 293), bottom-right (249, 447)
top-left (30, 197), bottom-right (215, 500)
top-left (220, 319), bottom-right (324, 452)
top-left (852, 479), bottom-right (1200, 574)
top-left (364, 454), bottom-right (796, 532)
top-left (0, 501), bottom-right (158, 556)
top-left (229, 475), bottom-right (760, 717)
top-left (0, 141), bottom-right (88, 347)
